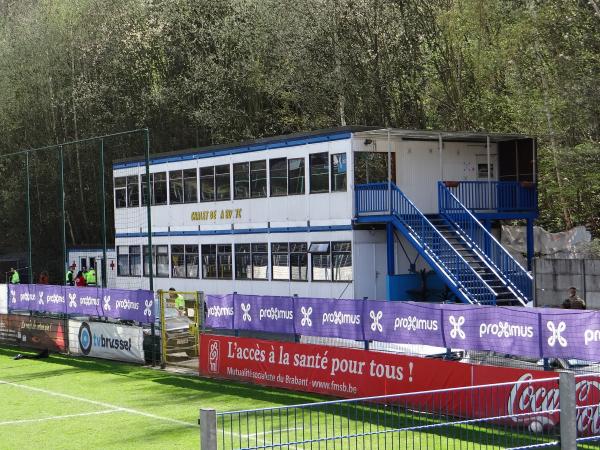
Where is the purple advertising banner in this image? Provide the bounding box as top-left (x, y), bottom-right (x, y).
top-left (363, 301), bottom-right (446, 347)
top-left (234, 295), bottom-right (295, 334)
top-left (205, 294), bottom-right (234, 329)
top-left (7, 284), bottom-right (155, 323)
top-left (294, 297), bottom-right (364, 341)
top-left (442, 306), bottom-right (541, 357)
top-left (200, 293), bottom-right (600, 361)
top-left (540, 309), bottom-right (599, 360)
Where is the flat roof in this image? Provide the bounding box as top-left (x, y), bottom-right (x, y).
top-left (113, 126), bottom-right (533, 168)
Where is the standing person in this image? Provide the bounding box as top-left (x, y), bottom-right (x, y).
top-left (562, 286), bottom-right (586, 310)
top-left (10, 268), bottom-right (20, 284)
top-left (66, 263), bottom-right (76, 286)
top-left (85, 265), bottom-right (97, 286)
top-left (75, 271), bottom-right (87, 287)
top-left (169, 287), bottom-right (186, 316)
top-left (38, 271), bottom-right (49, 284)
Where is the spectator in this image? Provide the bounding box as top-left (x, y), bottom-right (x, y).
top-left (66, 263), bottom-right (76, 286)
top-left (75, 271), bottom-right (87, 287)
top-left (562, 286), bottom-right (586, 310)
top-left (169, 287), bottom-right (186, 316)
top-left (38, 271), bottom-right (49, 284)
top-left (10, 268), bottom-right (20, 284)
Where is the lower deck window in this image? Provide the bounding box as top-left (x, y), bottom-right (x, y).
top-left (202, 244), bottom-right (232, 279)
top-left (117, 245), bottom-right (141, 276)
top-left (171, 245), bottom-right (199, 278)
top-left (143, 245), bottom-right (169, 278)
top-left (311, 241), bottom-right (352, 281)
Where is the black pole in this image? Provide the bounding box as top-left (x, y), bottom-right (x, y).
top-left (99, 139), bottom-right (108, 288)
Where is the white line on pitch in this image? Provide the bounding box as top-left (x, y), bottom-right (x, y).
top-left (0, 409), bottom-right (120, 426)
top-left (220, 427), bottom-right (304, 449)
top-left (0, 380), bottom-right (197, 428)
top-left (247, 426), bottom-right (303, 437)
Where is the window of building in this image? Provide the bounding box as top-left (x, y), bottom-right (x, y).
top-left (171, 245), bottom-right (199, 278)
top-left (310, 241), bottom-right (352, 281)
top-left (118, 245), bottom-right (141, 276)
top-left (331, 153), bottom-right (347, 192)
top-left (250, 160), bottom-right (267, 198)
top-left (127, 176), bottom-right (139, 206)
top-left (271, 243), bottom-right (289, 280)
top-left (354, 152), bottom-right (396, 184)
top-left (310, 152), bottom-right (329, 193)
top-left (288, 158), bottom-right (305, 195)
top-left (332, 241), bottom-right (352, 281)
top-left (169, 169), bottom-right (197, 204)
top-left (200, 166), bottom-right (215, 202)
top-left (251, 243), bottom-right (268, 279)
top-left (311, 243), bottom-right (331, 281)
top-left (215, 164), bottom-right (231, 201)
top-left (233, 162), bottom-right (250, 200)
top-left (115, 175), bottom-right (140, 208)
top-left (202, 244), bottom-right (232, 279)
top-left (141, 173), bottom-right (167, 206)
top-left (143, 245), bottom-right (169, 277)
top-left (115, 177), bottom-right (127, 208)
top-left (269, 158), bottom-right (287, 197)
top-left (290, 242), bottom-right (308, 281)
top-left (235, 244), bottom-right (251, 279)
top-left (201, 244), bottom-right (216, 278)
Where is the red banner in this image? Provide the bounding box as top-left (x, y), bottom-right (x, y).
top-left (200, 335), bottom-right (600, 436)
top-left (0, 313), bottom-right (66, 352)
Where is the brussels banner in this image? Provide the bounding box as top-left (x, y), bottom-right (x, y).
top-left (68, 320), bottom-right (144, 363)
top-left (7, 284), bottom-right (155, 323)
top-left (200, 335), bottom-right (600, 437)
top-left (205, 293), bottom-right (600, 361)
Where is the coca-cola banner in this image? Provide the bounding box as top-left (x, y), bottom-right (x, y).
top-left (7, 284), bottom-right (155, 323)
top-left (200, 335), bottom-right (600, 437)
top-left (204, 293), bottom-right (600, 361)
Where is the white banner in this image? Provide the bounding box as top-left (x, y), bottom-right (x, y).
top-left (0, 285), bottom-right (7, 314)
top-left (68, 320), bottom-right (144, 363)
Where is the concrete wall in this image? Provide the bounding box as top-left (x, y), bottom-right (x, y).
top-left (534, 258), bottom-right (600, 309)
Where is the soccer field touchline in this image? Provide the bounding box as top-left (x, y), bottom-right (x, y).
top-left (0, 409), bottom-right (120, 426)
top-left (0, 379), bottom-right (198, 428)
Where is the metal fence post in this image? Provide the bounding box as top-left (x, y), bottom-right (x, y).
top-left (199, 408), bottom-right (217, 450)
top-left (559, 371), bottom-right (576, 450)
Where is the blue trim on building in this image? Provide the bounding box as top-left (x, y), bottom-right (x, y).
top-left (113, 131), bottom-right (352, 169)
top-left (115, 224), bottom-right (353, 239)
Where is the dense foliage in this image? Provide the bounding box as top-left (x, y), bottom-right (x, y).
top-left (0, 0), bottom-right (599, 265)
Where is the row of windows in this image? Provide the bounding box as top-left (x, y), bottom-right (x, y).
top-left (115, 152), bottom-right (347, 208)
top-left (117, 241), bottom-right (352, 282)
top-left (114, 152), bottom-right (347, 208)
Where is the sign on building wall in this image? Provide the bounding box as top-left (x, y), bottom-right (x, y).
top-left (68, 320), bottom-right (144, 363)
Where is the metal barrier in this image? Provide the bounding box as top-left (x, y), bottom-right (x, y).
top-left (200, 374), bottom-right (584, 449)
top-left (158, 289), bottom-right (204, 369)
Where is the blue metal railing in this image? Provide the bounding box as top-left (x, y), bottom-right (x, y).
top-left (442, 180), bottom-right (537, 213)
top-left (438, 182), bottom-right (533, 304)
top-left (355, 183), bottom-right (497, 305)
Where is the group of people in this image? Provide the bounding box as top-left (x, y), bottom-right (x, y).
top-left (65, 263), bottom-right (97, 287)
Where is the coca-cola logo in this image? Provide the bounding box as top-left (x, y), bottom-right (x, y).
top-left (507, 373), bottom-right (600, 435)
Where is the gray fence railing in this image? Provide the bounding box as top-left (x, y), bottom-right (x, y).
top-left (198, 372), bottom-right (597, 450)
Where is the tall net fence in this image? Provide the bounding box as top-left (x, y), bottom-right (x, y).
top-left (0, 129), bottom-right (153, 291)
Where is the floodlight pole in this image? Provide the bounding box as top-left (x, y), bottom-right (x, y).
top-left (99, 139), bottom-right (108, 288)
top-left (59, 145), bottom-right (67, 284)
top-left (25, 151), bottom-right (33, 282)
top-left (144, 128), bottom-right (154, 292)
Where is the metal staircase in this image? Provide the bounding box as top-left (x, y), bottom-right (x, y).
top-left (355, 182), bottom-right (532, 306)
top-left (426, 215), bottom-right (525, 306)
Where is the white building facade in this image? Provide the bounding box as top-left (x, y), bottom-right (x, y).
top-left (112, 127), bottom-right (536, 303)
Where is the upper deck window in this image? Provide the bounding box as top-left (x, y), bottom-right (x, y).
top-left (310, 153), bottom-right (329, 193)
top-left (331, 153), bottom-right (347, 192)
top-left (115, 175), bottom-right (140, 208)
top-left (233, 162), bottom-right (250, 200)
top-left (169, 169), bottom-right (197, 204)
top-left (200, 166), bottom-right (215, 202)
top-left (354, 152), bottom-right (396, 184)
top-left (250, 160), bottom-right (267, 198)
top-left (141, 173), bottom-right (167, 206)
top-left (288, 158), bottom-right (305, 195)
top-left (270, 158), bottom-right (287, 197)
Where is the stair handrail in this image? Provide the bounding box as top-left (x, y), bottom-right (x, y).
top-left (438, 181), bottom-right (532, 304)
top-left (356, 182), bottom-right (499, 304)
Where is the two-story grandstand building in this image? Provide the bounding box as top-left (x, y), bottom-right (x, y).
top-left (112, 126), bottom-right (537, 305)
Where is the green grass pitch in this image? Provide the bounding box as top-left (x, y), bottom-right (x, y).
top-left (0, 346), bottom-right (588, 449)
